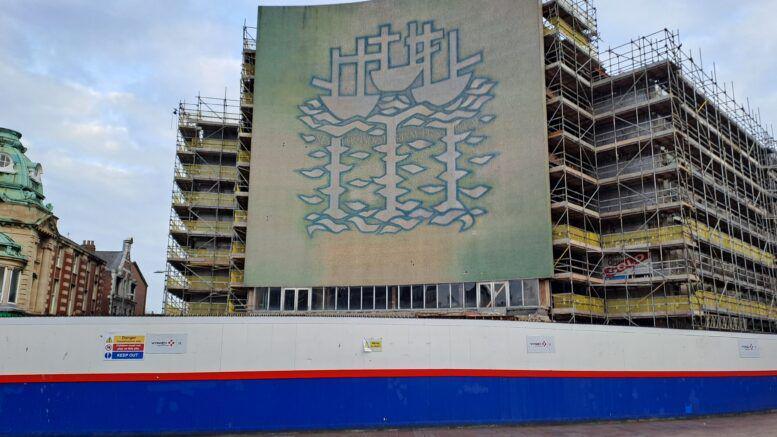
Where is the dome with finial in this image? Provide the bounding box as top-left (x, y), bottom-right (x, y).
top-left (0, 127), bottom-right (50, 210)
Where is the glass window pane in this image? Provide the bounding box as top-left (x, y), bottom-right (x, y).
top-left (478, 283), bottom-right (492, 308)
top-left (437, 283), bottom-right (451, 309)
top-left (523, 279), bottom-right (540, 306)
top-left (425, 285), bottom-right (437, 309)
top-left (464, 283), bottom-right (477, 308)
top-left (350, 287), bottom-right (361, 310)
top-left (362, 286), bottom-right (374, 310)
top-left (0, 268), bottom-right (5, 302)
top-left (269, 287), bottom-right (281, 311)
top-left (412, 285), bottom-right (424, 309)
top-left (508, 280), bottom-right (523, 307)
top-left (255, 287), bottom-right (268, 311)
top-left (450, 283), bottom-right (464, 308)
top-left (297, 289), bottom-right (309, 311)
top-left (375, 286), bottom-right (387, 310)
top-left (8, 269), bottom-right (19, 303)
top-left (324, 287), bottom-right (336, 310)
top-left (494, 282), bottom-right (507, 307)
top-left (283, 289), bottom-right (295, 311)
top-left (312, 287), bottom-right (324, 310)
top-left (399, 286), bottom-right (411, 309)
top-left (336, 286), bottom-right (348, 310)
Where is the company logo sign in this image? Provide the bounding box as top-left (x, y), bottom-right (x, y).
top-left (738, 339), bottom-right (760, 358)
top-left (526, 335), bottom-right (555, 354)
top-left (146, 334), bottom-right (188, 355)
top-left (298, 21), bottom-right (497, 236)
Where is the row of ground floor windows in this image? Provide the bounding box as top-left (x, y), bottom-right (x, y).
top-left (254, 280), bottom-right (540, 312)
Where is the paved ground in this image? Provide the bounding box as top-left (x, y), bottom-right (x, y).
top-left (217, 411), bottom-right (777, 436)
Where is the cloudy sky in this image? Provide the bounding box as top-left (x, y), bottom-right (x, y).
top-left (1, 0), bottom-right (775, 313)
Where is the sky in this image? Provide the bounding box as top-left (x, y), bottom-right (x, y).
top-left (1, 0), bottom-right (775, 313)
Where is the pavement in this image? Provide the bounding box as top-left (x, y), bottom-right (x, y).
top-left (216, 411), bottom-right (777, 436)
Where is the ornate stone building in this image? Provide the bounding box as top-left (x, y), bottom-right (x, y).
top-left (0, 127), bottom-right (145, 316)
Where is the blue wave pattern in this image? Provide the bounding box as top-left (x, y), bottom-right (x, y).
top-left (297, 21), bottom-right (498, 236)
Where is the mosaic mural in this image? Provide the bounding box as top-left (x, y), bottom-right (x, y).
top-left (297, 21), bottom-right (497, 236)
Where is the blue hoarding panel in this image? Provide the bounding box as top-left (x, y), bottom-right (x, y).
top-left (1, 376), bottom-right (776, 435)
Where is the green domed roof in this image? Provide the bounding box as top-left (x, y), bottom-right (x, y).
top-left (0, 127), bottom-right (49, 210)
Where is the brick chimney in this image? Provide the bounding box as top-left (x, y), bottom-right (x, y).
top-left (82, 240), bottom-right (96, 252)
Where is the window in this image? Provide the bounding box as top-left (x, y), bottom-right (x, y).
top-left (311, 287), bottom-right (324, 310)
top-left (349, 287), bottom-right (361, 310)
top-left (478, 283), bottom-right (492, 308)
top-left (323, 287), bottom-right (336, 310)
top-left (8, 269), bottom-right (20, 304)
top-left (0, 153), bottom-right (14, 174)
top-left (389, 286), bottom-right (399, 309)
top-left (399, 286), bottom-right (411, 309)
top-left (268, 287), bottom-right (281, 310)
top-left (523, 279), bottom-right (540, 307)
top-left (508, 280), bottom-right (523, 307)
top-left (83, 273), bottom-right (91, 312)
top-left (450, 283), bottom-right (464, 308)
top-left (335, 287), bottom-right (348, 310)
top-left (49, 278), bottom-right (60, 314)
top-left (493, 282), bottom-right (508, 308)
top-left (437, 284), bottom-right (451, 309)
top-left (411, 285), bottom-right (423, 309)
top-left (0, 268), bottom-right (5, 302)
top-left (375, 286), bottom-right (387, 310)
top-left (255, 287), bottom-right (268, 310)
top-left (464, 283), bottom-right (477, 308)
top-left (282, 289), bottom-right (295, 311)
top-left (28, 164), bottom-right (42, 183)
top-left (361, 286), bottom-right (374, 310)
top-left (424, 285), bottom-right (437, 309)
top-left (297, 289), bottom-right (309, 311)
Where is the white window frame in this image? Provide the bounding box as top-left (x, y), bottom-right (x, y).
top-left (281, 288), bottom-right (311, 311)
top-left (0, 267), bottom-right (6, 303)
top-left (7, 268), bottom-right (20, 304)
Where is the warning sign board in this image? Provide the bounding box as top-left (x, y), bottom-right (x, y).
top-left (103, 334), bottom-right (145, 361)
top-left (362, 338), bottom-right (383, 352)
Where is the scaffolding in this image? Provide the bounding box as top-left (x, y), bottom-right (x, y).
top-left (543, 0), bottom-right (604, 324)
top-left (163, 95), bottom-right (244, 315)
top-left (544, 0), bottom-right (777, 333)
top-left (164, 24), bottom-right (256, 316)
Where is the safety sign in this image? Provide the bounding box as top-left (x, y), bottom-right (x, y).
top-left (103, 335), bottom-right (145, 360)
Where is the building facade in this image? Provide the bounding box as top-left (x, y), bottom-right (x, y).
top-left (164, 0), bottom-right (776, 333)
top-left (0, 127), bottom-right (146, 316)
top-left (130, 260), bottom-right (148, 315)
top-left (93, 238), bottom-right (145, 316)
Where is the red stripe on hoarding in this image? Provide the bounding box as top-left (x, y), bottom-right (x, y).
top-left (2, 369), bottom-right (777, 384)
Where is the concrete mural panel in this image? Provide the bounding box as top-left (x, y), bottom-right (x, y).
top-left (247, 0), bottom-right (552, 286)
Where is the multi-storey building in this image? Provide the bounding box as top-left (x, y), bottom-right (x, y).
top-left (545, 0), bottom-right (776, 332)
top-left (164, 0), bottom-right (776, 333)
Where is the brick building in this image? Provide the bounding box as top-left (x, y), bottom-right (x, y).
top-left (92, 238), bottom-right (146, 316)
top-left (0, 127), bottom-right (145, 316)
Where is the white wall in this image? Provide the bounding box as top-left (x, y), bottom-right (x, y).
top-left (1, 317), bottom-right (775, 375)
